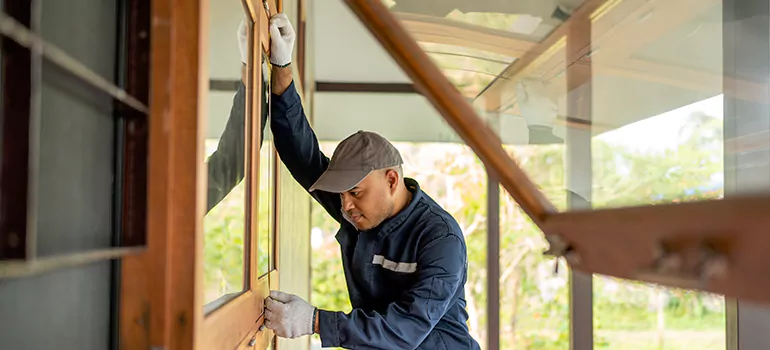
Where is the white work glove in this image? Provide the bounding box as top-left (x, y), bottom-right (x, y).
top-left (237, 18), bottom-right (249, 63)
top-left (264, 290), bottom-right (315, 339)
top-left (268, 13), bottom-right (295, 67)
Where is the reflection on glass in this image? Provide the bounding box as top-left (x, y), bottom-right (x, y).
top-left (386, 0), bottom-right (577, 41)
top-left (420, 42), bottom-right (514, 97)
top-left (384, 0), bottom-right (733, 347)
top-left (202, 15), bottom-right (251, 306)
top-left (257, 53), bottom-right (276, 277)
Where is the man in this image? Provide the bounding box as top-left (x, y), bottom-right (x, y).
top-left (263, 13), bottom-right (481, 350)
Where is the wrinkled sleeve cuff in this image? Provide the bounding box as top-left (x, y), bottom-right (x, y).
top-left (272, 81), bottom-right (300, 108)
top-left (318, 310), bottom-right (341, 348)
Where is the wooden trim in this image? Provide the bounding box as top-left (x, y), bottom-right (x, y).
top-left (542, 195), bottom-right (770, 304)
top-left (315, 81), bottom-right (419, 94)
top-left (0, 0), bottom-right (32, 261)
top-left (119, 0), bottom-right (172, 346)
top-left (200, 289), bottom-right (263, 349)
top-left (342, 0), bottom-right (556, 225)
top-left (119, 0), bottom-right (203, 348)
top-left (397, 13), bottom-right (537, 59)
top-left (120, 0), bottom-right (152, 248)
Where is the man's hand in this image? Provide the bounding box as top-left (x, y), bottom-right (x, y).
top-left (269, 13), bottom-right (295, 67)
top-left (264, 290), bottom-right (316, 339)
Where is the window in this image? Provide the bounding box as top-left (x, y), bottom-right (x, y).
top-left (345, 0), bottom-right (770, 348)
top-left (199, 0), bottom-right (279, 348)
top-left (0, 0), bottom-right (149, 270)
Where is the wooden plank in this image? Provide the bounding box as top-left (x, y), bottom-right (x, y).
top-left (167, 0), bottom-right (207, 345)
top-left (542, 195), bottom-right (770, 304)
top-left (343, 0), bottom-right (557, 225)
top-left (119, 0), bottom-right (172, 348)
top-left (201, 290), bottom-right (264, 349)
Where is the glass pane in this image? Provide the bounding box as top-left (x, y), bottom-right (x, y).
top-left (257, 52), bottom-right (276, 277)
top-left (202, 7), bottom-right (251, 306)
top-left (385, 0), bottom-right (770, 212)
top-left (594, 276), bottom-right (725, 350)
top-left (420, 42), bottom-right (514, 98)
top-left (41, 0), bottom-right (118, 82)
top-left (500, 183), bottom-right (569, 348)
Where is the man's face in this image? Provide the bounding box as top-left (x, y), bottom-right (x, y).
top-left (340, 169), bottom-right (398, 230)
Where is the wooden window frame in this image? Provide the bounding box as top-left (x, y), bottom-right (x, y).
top-left (342, 0), bottom-right (770, 306)
top-left (199, 1), bottom-right (281, 349)
top-left (0, 0), bottom-right (149, 274)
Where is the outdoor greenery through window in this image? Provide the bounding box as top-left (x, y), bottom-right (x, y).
top-left (311, 131), bottom-right (725, 348)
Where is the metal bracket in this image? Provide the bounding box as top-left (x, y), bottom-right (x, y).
top-left (544, 234), bottom-right (580, 274)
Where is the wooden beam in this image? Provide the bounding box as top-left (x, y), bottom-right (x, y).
top-left (343, 0), bottom-right (557, 225)
top-left (397, 13), bottom-right (538, 59)
top-left (119, 0), bottom-right (203, 348)
top-left (542, 195), bottom-right (770, 305)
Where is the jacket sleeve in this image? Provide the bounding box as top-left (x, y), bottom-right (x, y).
top-left (318, 233), bottom-right (467, 350)
top-left (206, 81), bottom-right (248, 212)
top-left (270, 81), bottom-right (342, 223)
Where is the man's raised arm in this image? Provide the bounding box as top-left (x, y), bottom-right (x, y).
top-left (268, 13), bottom-right (341, 222)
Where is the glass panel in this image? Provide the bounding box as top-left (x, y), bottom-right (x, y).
top-left (500, 183), bottom-right (569, 348)
top-left (420, 42), bottom-right (514, 98)
top-left (37, 59), bottom-right (116, 256)
top-left (202, 8), bottom-right (251, 306)
top-left (257, 52), bottom-right (276, 277)
top-left (385, 0), bottom-right (571, 40)
top-left (41, 0), bottom-right (118, 82)
top-left (385, 0), bottom-right (769, 213)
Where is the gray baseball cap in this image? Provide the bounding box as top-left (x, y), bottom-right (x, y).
top-left (309, 130), bottom-right (403, 193)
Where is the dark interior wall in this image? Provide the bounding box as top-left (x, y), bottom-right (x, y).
top-left (0, 1), bottom-right (119, 349)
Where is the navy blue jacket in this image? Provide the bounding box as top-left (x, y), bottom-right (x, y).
top-left (272, 81), bottom-right (481, 350)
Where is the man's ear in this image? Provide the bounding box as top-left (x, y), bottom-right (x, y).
top-left (385, 169), bottom-right (399, 191)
